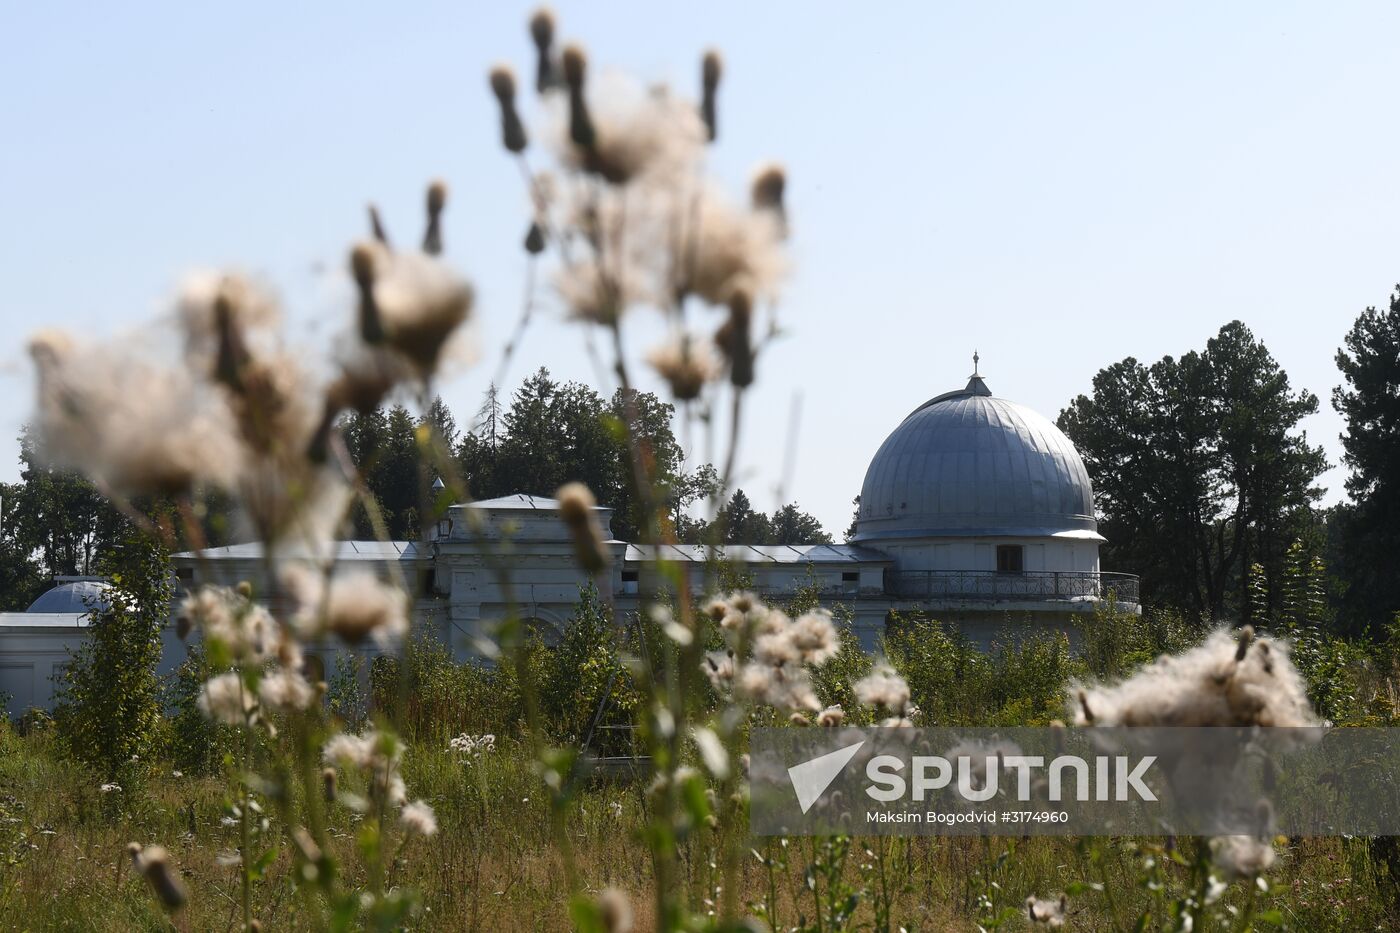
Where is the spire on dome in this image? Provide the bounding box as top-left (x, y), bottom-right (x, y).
top-left (966, 352), bottom-right (990, 396)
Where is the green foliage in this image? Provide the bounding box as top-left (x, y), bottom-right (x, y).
top-left (683, 488), bottom-right (833, 545)
top-left (326, 652), bottom-right (369, 732)
top-left (52, 529), bottom-right (172, 779)
top-left (1334, 289), bottom-right (1400, 633)
top-left (456, 368), bottom-right (685, 540)
top-left (881, 614), bottom-right (1073, 726)
top-left (537, 584), bottom-right (638, 750)
top-left (1059, 321), bottom-right (1327, 620)
top-left (166, 646), bottom-right (238, 775)
top-left (371, 636), bottom-right (526, 744)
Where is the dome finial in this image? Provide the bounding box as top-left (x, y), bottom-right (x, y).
top-left (973, 350), bottom-right (980, 377)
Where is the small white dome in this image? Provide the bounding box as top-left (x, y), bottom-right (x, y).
top-left (26, 580), bottom-right (111, 614)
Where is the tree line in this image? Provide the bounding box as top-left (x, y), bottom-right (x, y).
top-left (1057, 307), bottom-right (1400, 638)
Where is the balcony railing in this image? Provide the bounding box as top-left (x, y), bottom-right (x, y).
top-left (887, 570), bottom-right (1139, 605)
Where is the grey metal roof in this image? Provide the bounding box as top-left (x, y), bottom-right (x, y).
top-left (623, 544), bottom-right (891, 564)
top-left (172, 541), bottom-right (427, 561)
top-left (853, 375), bottom-right (1099, 542)
top-left (0, 612), bottom-right (93, 628)
top-left (464, 493), bottom-right (609, 512)
top-left (26, 580), bottom-right (110, 614)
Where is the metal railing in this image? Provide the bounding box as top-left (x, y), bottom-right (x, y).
top-left (887, 570), bottom-right (1139, 604)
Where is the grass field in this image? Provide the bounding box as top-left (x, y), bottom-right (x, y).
top-left (0, 713), bottom-right (1394, 932)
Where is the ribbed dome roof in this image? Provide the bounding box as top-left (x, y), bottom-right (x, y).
top-left (26, 580), bottom-right (111, 614)
top-left (852, 375), bottom-right (1099, 542)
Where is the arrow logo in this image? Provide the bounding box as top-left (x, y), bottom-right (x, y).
top-left (788, 740), bottom-right (865, 814)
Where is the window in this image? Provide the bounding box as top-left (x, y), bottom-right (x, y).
top-left (841, 571), bottom-right (859, 583)
top-left (620, 569), bottom-right (640, 595)
top-left (996, 545), bottom-right (1024, 574)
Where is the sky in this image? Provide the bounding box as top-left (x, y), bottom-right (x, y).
top-left (3, 1), bottom-right (1399, 538)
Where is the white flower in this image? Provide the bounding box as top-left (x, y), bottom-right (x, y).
top-left (283, 566), bottom-right (409, 647)
top-left (99, 783), bottom-right (121, 794)
top-left (1025, 894), bottom-right (1067, 927)
top-left (448, 733), bottom-right (496, 759)
top-left (701, 650), bottom-right (735, 690)
top-left (692, 727), bottom-right (729, 780)
top-left (198, 672), bottom-right (256, 725)
top-left (1210, 835), bottom-right (1276, 879)
top-left (399, 800), bottom-right (438, 836)
top-left (854, 663), bottom-right (911, 715)
top-left (790, 609), bottom-right (840, 666)
top-left (181, 586), bottom-right (281, 664)
top-left (257, 667), bottom-right (316, 712)
top-left (1072, 627), bottom-right (1319, 728)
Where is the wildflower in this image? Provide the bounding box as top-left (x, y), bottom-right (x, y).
top-left (100, 783), bottom-right (121, 794)
top-left (737, 661), bottom-right (820, 713)
top-left (555, 260), bottom-right (637, 326)
top-left (180, 585), bottom-right (280, 664)
top-left (751, 163), bottom-right (788, 235)
top-left (686, 189), bottom-right (787, 307)
top-left (702, 649), bottom-right (735, 690)
top-left (529, 7), bottom-right (557, 92)
top-left (524, 220), bottom-right (546, 254)
top-left (399, 800), bottom-right (438, 836)
top-left (557, 482), bottom-right (609, 573)
top-left (176, 271), bottom-right (280, 371)
top-left (323, 730), bottom-right (407, 807)
top-left (321, 767), bottom-right (337, 802)
top-left (448, 733), bottom-right (496, 759)
top-left (692, 727), bottom-right (729, 779)
top-left (1025, 894), bottom-right (1067, 927)
top-left (714, 287), bottom-right (755, 387)
top-left (597, 886), bottom-right (634, 933)
top-left (489, 66), bottom-right (528, 153)
top-left (198, 672), bottom-right (256, 726)
top-left (1070, 627), bottom-right (1319, 728)
top-left (1210, 834), bottom-right (1276, 879)
top-left (752, 627), bottom-right (800, 667)
top-left (609, 800), bottom-right (623, 819)
top-left (348, 236), bottom-right (474, 382)
top-left (700, 50), bottom-right (722, 141)
top-left (323, 732), bottom-right (376, 769)
top-left (129, 844), bottom-right (187, 911)
top-left (816, 705), bottom-right (845, 727)
top-left (556, 70), bottom-right (706, 185)
top-left (257, 667), bottom-right (316, 712)
top-left (647, 334), bottom-right (719, 401)
top-left (854, 662), bottom-right (912, 716)
top-left (283, 566), bottom-right (410, 647)
top-left (29, 333), bottom-right (245, 498)
top-left (790, 609), bottom-right (839, 665)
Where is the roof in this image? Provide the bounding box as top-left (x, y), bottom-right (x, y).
top-left (173, 541), bottom-right (427, 561)
top-left (0, 612), bottom-right (94, 628)
top-left (854, 375), bottom-right (1100, 542)
top-left (26, 580), bottom-right (111, 614)
top-left (623, 543), bottom-right (891, 564)
top-left (464, 494), bottom-right (608, 511)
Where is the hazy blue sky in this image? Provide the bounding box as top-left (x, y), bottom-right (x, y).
top-left (3, 2), bottom-right (1399, 536)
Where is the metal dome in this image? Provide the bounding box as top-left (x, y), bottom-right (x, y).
top-left (26, 579), bottom-right (111, 614)
top-left (852, 375), bottom-right (1099, 542)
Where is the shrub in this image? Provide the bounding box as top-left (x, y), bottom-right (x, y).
top-left (53, 530), bottom-right (171, 779)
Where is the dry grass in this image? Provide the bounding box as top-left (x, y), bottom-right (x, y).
top-left (0, 723), bottom-right (1393, 931)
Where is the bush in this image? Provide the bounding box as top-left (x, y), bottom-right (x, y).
top-left (53, 530), bottom-right (171, 779)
